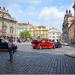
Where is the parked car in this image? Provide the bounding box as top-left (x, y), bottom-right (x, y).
top-left (54, 41), bottom-right (62, 48)
top-left (63, 42), bottom-right (69, 46)
top-left (31, 40), bottom-right (38, 49)
top-left (31, 39), bottom-right (55, 49)
top-left (0, 38), bottom-right (17, 52)
top-left (49, 39), bottom-right (62, 48)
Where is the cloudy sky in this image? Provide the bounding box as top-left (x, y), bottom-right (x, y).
top-left (0, 0), bottom-right (74, 32)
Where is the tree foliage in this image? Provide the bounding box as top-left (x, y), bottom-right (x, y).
top-left (19, 30), bottom-right (32, 38)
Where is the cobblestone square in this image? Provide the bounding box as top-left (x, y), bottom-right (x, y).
top-left (0, 45), bottom-right (75, 74)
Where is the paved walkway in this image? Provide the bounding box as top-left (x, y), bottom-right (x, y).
top-left (0, 50), bottom-right (75, 74)
top-left (62, 46), bottom-right (75, 57)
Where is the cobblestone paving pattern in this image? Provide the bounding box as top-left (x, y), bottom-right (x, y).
top-left (0, 51), bottom-right (75, 74)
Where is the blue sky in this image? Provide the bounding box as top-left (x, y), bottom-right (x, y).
top-left (0, 0), bottom-right (74, 32)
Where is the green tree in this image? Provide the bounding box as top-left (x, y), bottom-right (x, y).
top-left (19, 30), bottom-right (32, 39)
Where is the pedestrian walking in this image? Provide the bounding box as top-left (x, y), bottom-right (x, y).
top-left (8, 37), bottom-right (14, 63)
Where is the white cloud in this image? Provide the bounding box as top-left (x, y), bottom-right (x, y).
top-left (7, 4), bottom-right (26, 21)
top-left (26, 0), bottom-right (42, 4)
top-left (25, 0), bottom-right (53, 4)
top-left (5, 0), bottom-right (53, 5)
top-left (12, 0), bottom-right (42, 4)
top-left (25, 6), bottom-right (36, 17)
top-left (38, 7), bottom-right (65, 20)
top-left (38, 7), bottom-right (65, 32)
top-left (7, 3), bottom-right (38, 22)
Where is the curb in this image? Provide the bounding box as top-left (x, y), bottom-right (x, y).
top-left (16, 43), bottom-right (31, 45)
top-left (64, 54), bottom-right (75, 58)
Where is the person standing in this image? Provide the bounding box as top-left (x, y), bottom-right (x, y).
top-left (8, 37), bottom-right (14, 63)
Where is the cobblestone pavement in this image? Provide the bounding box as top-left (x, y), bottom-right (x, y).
top-left (0, 45), bottom-right (75, 74)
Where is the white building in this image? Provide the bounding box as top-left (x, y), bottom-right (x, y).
top-left (48, 27), bottom-right (61, 42)
top-left (0, 7), bottom-right (17, 38)
top-left (16, 22), bottom-right (32, 37)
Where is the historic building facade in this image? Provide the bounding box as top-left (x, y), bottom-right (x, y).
top-left (48, 27), bottom-right (61, 42)
top-left (62, 10), bottom-right (72, 43)
top-left (30, 26), bottom-right (35, 38)
top-left (30, 26), bottom-right (49, 39)
top-left (16, 22), bottom-right (32, 37)
top-left (62, 2), bottom-right (75, 44)
top-left (68, 16), bottom-right (75, 44)
top-left (0, 7), bottom-right (17, 38)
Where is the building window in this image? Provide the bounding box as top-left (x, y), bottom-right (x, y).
top-left (53, 36), bottom-right (55, 38)
top-left (53, 33), bottom-right (55, 35)
top-left (10, 26), bottom-right (14, 34)
top-left (2, 24), bottom-right (7, 33)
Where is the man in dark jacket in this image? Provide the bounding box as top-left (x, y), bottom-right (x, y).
top-left (8, 37), bottom-right (14, 63)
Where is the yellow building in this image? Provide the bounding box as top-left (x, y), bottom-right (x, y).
top-left (0, 7), bottom-right (17, 38)
top-left (30, 26), bottom-right (35, 38)
top-left (30, 26), bottom-right (48, 38)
